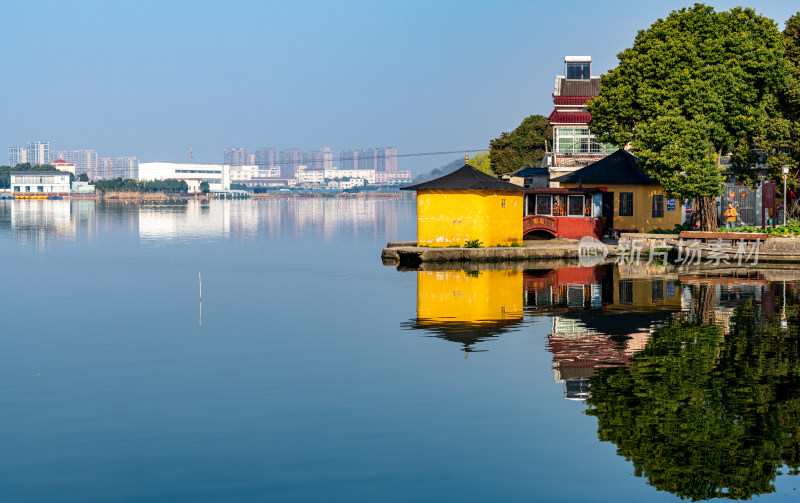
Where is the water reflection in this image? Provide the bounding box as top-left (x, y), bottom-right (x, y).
top-left (403, 262), bottom-right (800, 499)
top-left (586, 284), bottom-right (800, 500)
top-left (406, 269), bottom-right (524, 353)
top-left (532, 265), bottom-right (682, 400)
top-left (0, 197), bottom-right (411, 248)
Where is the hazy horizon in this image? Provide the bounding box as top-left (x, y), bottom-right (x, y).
top-left (4, 0), bottom-right (799, 174)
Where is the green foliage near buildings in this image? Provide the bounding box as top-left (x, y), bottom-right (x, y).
top-left (781, 13), bottom-right (800, 169)
top-left (199, 181), bottom-right (210, 194)
top-left (467, 151), bottom-right (494, 175)
top-left (93, 178), bottom-right (189, 193)
top-left (77, 173), bottom-right (89, 182)
top-left (464, 239), bottom-right (482, 248)
top-left (729, 219), bottom-right (800, 236)
top-left (588, 4), bottom-right (790, 230)
top-left (489, 114), bottom-right (551, 175)
top-left (586, 298), bottom-right (800, 500)
top-left (0, 163), bottom-right (72, 188)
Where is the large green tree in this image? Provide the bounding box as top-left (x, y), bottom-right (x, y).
top-left (728, 12), bottom-right (800, 186)
top-left (588, 4), bottom-right (789, 230)
top-left (489, 114), bottom-right (551, 175)
top-left (782, 13), bottom-right (800, 168)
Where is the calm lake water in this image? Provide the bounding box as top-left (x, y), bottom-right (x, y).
top-left (2, 197), bottom-right (800, 502)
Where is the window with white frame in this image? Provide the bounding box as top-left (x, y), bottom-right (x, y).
top-left (554, 127), bottom-right (616, 154)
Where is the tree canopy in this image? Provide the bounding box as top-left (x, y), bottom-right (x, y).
top-left (489, 114), bottom-right (551, 175)
top-left (467, 151), bottom-right (494, 175)
top-left (93, 178), bottom-right (188, 193)
top-left (588, 4), bottom-right (790, 229)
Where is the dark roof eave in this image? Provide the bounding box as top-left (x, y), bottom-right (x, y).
top-left (402, 164), bottom-right (523, 192)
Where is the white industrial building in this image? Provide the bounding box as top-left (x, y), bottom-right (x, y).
top-left (327, 178), bottom-right (366, 190)
top-left (230, 165), bottom-right (280, 182)
top-left (138, 162), bottom-right (231, 192)
top-left (323, 168), bottom-right (376, 184)
top-left (11, 171), bottom-right (71, 194)
top-left (296, 166), bottom-right (325, 184)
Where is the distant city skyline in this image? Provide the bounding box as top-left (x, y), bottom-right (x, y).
top-left (3, 1), bottom-right (799, 174)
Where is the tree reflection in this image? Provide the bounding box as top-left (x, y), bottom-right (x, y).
top-left (585, 297), bottom-right (800, 500)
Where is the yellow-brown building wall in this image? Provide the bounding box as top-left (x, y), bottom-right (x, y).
top-left (560, 183), bottom-right (681, 232)
top-left (416, 190), bottom-right (523, 246)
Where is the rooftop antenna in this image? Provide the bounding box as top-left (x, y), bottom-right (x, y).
top-left (465, 153), bottom-right (469, 165)
top-left (186, 146), bottom-right (194, 163)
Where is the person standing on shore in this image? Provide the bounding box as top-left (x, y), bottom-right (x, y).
top-left (724, 203), bottom-right (738, 229)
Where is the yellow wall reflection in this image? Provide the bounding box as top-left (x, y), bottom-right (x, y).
top-left (417, 269), bottom-right (523, 325)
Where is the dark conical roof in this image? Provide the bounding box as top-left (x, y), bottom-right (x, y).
top-left (551, 149), bottom-right (659, 185)
top-left (402, 164), bottom-right (523, 191)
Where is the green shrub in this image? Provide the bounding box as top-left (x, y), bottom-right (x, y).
top-left (464, 239), bottom-right (483, 248)
top-left (649, 222), bottom-right (691, 234)
top-left (729, 219), bottom-right (800, 236)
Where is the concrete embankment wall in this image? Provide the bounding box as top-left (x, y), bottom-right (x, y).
top-left (383, 234), bottom-right (800, 267)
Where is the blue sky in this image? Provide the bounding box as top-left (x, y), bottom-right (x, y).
top-left (2, 0), bottom-right (799, 173)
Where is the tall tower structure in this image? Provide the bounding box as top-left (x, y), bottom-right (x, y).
top-left (255, 148), bottom-right (278, 169)
top-left (339, 150), bottom-right (358, 171)
top-left (50, 149), bottom-right (97, 177)
top-left (377, 147), bottom-right (398, 172)
top-left (9, 146), bottom-right (27, 166)
top-left (279, 149), bottom-right (302, 178)
top-left (25, 141), bottom-right (50, 166)
top-left (223, 147), bottom-right (249, 166)
top-left (547, 56), bottom-right (614, 174)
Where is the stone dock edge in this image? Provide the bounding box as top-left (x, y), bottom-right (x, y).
top-left (382, 233), bottom-right (800, 267)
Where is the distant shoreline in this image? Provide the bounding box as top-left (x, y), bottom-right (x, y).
top-left (92, 191), bottom-right (412, 201)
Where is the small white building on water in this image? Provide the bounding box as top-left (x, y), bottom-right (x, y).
top-left (138, 162), bottom-right (231, 192)
top-left (10, 171), bottom-right (71, 194)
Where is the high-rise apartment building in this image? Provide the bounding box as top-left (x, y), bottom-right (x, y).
top-left (96, 157), bottom-right (114, 180)
top-left (340, 147), bottom-right (397, 172)
top-left (376, 147), bottom-right (398, 173)
top-left (339, 150), bottom-right (359, 171)
top-left (224, 148), bottom-right (249, 166)
top-left (279, 149), bottom-right (302, 178)
top-left (51, 150), bottom-right (98, 177)
top-left (25, 142), bottom-right (50, 166)
top-left (357, 149), bottom-right (378, 171)
top-left (10, 142), bottom-right (50, 166)
top-left (255, 148), bottom-right (278, 169)
top-left (9, 146), bottom-right (27, 166)
top-left (111, 157), bottom-right (139, 179)
top-left (302, 147), bottom-right (333, 171)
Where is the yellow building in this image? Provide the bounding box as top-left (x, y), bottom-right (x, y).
top-left (402, 164), bottom-right (524, 246)
top-left (552, 149), bottom-right (682, 233)
top-left (410, 269), bottom-right (524, 353)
